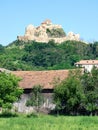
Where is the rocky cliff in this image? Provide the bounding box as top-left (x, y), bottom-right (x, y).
top-left (17, 19), bottom-right (80, 43)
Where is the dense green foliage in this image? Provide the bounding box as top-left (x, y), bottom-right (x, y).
top-left (46, 28), bottom-right (66, 37)
top-left (26, 85), bottom-right (43, 111)
top-left (54, 69), bottom-right (85, 115)
top-left (0, 40), bottom-right (98, 70)
top-left (82, 67), bottom-right (98, 114)
top-left (0, 115), bottom-right (98, 130)
top-left (0, 72), bottom-right (23, 109)
top-left (54, 68), bottom-right (98, 115)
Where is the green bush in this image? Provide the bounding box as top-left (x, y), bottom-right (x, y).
top-left (0, 111), bottom-right (18, 118)
top-left (26, 112), bottom-right (38, 118)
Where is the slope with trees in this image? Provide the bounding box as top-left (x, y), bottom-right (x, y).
top-left (0, 40), bottom-right (98, 70)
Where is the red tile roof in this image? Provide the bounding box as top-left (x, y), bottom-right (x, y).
top-left (75, 60), bottom-right (98, 65)
top-left (12, 70), bottom-right (69, 89)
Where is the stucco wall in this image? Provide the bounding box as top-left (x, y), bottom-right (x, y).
top-left (13, 92), bottom-right (55, 113)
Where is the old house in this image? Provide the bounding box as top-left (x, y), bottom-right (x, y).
top-left (75, 60), bottom-right (98, 72)
top-left (12, 70), bottom-right (69, 113)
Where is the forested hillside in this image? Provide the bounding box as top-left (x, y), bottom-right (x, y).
top-left (0, 40), bottom-right (98, 71)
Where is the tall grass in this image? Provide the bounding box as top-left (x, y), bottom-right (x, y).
top-left (0, 115), bottom-right (98, 130)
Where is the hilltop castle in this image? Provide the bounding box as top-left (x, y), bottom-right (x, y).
top-left (17, 19), bottom-right (80, 43)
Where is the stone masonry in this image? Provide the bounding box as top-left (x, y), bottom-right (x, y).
top-left (17, 19), bottom-right (80, 43)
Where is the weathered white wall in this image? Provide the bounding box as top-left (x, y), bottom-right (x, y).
top-left (13, 93), bottom-right (55, 113)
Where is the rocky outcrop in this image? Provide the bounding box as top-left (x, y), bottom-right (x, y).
top-left (17, 19), bottom-right (80, 43)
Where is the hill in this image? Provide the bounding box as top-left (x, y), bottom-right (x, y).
top-left (0, 40), bottom-right (98, 71)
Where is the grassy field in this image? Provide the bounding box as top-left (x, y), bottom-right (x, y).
top-left (0, 115), bottom-right (98, 130)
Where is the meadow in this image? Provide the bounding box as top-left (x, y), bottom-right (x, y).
top-left (0, 115), bottom-right (98, 130)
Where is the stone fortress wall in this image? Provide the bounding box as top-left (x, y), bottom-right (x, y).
top-left (17, 19), bottom-right (80, 43)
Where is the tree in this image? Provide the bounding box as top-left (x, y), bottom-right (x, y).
top-left (26, 85), bottom-right (43, 112)
top-left (53, 69), bottom-right (85, 115)
top-left (82, 67), bottom-right (98, 115)
top-left (54, 67), bottom-right (98, 115)
top-left (0, 44), bottom-right (4, 53)
top-left (0, 72), bottom-right (23, 110)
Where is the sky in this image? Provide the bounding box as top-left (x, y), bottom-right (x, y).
top-left (0, 0), bottom-right (98, 46)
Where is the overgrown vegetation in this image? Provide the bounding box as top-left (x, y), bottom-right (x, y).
top-left (26, 85), bottom-right (43, 112)
top-left (46, 28), bottom-right (66, 37)
top-left (0, 40), bottom-right (98, 71)
top-left (53, 68), bottom-right (98, 115)
top-left (0, 111), bottom-right (18, 118)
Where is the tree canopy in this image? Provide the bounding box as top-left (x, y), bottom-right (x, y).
top-left (53, 68), bottom-right (98, 115)
top-left (0, 72), bottom-right (23, 109)
top-left (0, 40), bottom-right (98, 71)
